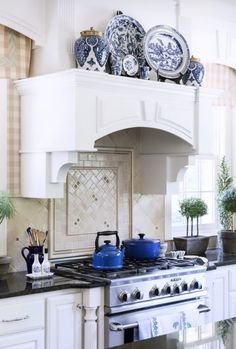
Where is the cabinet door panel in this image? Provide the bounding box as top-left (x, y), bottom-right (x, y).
top-left (46, 293), bottom-right (82, 349)
top-left (0, 329), bottom-right (44, 348)
top-left (207, 269), bottom-right (229, 322)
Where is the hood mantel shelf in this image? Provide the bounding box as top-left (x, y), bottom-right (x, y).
top-left (15, 69), bottom-right (219, 198)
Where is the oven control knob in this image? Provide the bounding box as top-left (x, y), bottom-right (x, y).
top-left (190, 280), bottom-right (201, 290)
top-left (181, 281), bottom-right (188, 292)
top-left (162, 284), bottom-right (172, 295)
top-left (173, 284), bottom-right (181, 295)
top-left (131, 288), bottom-right (144, 300)
top-left (150, 286), bottom-right (160, 297)
top-left (118, 291), bottom-right (129, 302)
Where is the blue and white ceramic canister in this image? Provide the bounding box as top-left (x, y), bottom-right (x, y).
top-left (182, 56), bottom-right (205, 87)
top-left (74, 27), bottom-right (109, 72)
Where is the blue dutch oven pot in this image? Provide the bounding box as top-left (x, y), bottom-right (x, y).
top-left (124, 233), bottom-right (160, 260)
top-left (92, 231), bottom-right (124, 269)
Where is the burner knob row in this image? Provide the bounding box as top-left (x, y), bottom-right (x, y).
top-left (118, 279), bottom-right (202, 303)
top-left (118, 288), bottom-right (144, 302)
top-left (161, 282), bottom-right (189, 296)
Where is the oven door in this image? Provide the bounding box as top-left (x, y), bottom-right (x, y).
top-left (105, 297), bottom-right (210, 348)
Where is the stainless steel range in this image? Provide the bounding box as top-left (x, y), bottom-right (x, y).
top-left (54, 257), bottom-right (210, 348)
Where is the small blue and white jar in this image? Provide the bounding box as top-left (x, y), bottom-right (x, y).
top-left (182, 56), bottom-right (205, 87)
top-left (74, 27), bottom-right (109, 72)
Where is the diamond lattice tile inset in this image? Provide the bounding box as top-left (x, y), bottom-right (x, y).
top-left (67, 168), bottom-right (117, 235)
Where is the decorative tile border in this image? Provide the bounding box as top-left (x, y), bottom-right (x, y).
top-left (49, 151), bottom-right (132, 258)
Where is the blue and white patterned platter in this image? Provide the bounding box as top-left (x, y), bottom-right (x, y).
top-left (105, 14), bottom-right (146, 73)
top-left (144, 25), bottom-right (190, 79)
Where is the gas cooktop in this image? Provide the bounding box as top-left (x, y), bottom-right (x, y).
top-left (54, 256), bottom-right (197, 280)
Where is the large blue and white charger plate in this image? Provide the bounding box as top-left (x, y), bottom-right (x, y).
top-left (105, 14), bottom-right (146, 70)
top-left (144, 25), bottom-right (190, 79)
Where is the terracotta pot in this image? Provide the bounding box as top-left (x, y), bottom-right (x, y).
top-left (173, 236), bottom-right (209, 256)
top-left (221, 230), bottom-right (236, 254)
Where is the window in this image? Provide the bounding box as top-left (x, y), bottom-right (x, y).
top-left (166, 156), bottom-right (217, 239)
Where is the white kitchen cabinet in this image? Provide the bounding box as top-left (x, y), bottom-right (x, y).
top-left (0, 294), bottom-right (45, 348)
top-left (0, 329), bottom-right (44, 349)
top-left (206, 267), bottom-right (229, 322)
top-left (46, 292), bottom-right (83, 349)
top-left (0, 287), bottom-right (104, 349)
top-left (228, 265), bottom-right (236, 318)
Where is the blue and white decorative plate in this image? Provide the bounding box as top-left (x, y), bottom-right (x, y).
top-left (105, 14), bottom-right (146, 72)
top-left (123, 54), bottom-right (139, 76)
top-left (144, 25), bottom-right (190, 79)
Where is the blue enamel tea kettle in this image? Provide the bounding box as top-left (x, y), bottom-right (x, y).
top-left (92, 231), bottom-right (124, 270)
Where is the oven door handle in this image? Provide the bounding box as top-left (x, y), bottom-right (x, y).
top-left (197, 304), bottom-right (211, 313)
top-left (109, 305), bottom-right (211, 332)
top-left (110, 322), bottom-right (138, 331)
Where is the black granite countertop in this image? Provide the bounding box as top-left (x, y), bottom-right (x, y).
top-left (205, 247), bottom-right (236, 270)
top-left (1, 248), bottom-right (236, 299)
top-left (0, 271), bottom-right (107, 299)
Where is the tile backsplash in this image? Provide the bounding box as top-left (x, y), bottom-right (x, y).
top-left (50, 151), bottom-right (133, 258)
top-left (8, 129), bottom-right (166, 269)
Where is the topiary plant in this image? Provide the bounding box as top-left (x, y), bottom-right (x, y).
top-left (179, 197), bottom-right (208, 237)
top-left (0, 191), bottom-right (15, 224)
top-left (216, 156), bottom-right (233, 230)
top-left (220, 187), bottom-right (236, 231)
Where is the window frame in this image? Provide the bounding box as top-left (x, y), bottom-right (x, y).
top-left (165, 155), bottom-right (218, 240)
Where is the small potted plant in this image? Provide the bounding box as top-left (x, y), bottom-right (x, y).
top-left (217, 156), bottom-right (233, 231)
top-left (220, 187), bottom-right (236, 254)
top-left (0, 191), bottom-right (15, 274)
top-left (173, 197), bottom-right (209, 255)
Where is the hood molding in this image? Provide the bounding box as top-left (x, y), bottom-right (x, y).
top-left (15, 69), bottom-right (219, 198)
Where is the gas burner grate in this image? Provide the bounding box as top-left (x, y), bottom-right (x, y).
top-left (55, 258), bottom-right (139, 279)
top-left (54, 256), bottom-right (196, 280)
top-left (166, 258), bottom-right (195, 268)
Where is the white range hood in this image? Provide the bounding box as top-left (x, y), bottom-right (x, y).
top-left (15, 69), bottom-right (218, 198)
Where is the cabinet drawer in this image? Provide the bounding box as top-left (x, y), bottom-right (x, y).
top-left (0, 298), bottom-right (44, 335)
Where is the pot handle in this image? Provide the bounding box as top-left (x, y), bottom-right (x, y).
top-left (95, 231), bottom-right (120, 251)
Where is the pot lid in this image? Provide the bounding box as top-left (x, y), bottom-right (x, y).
top-left (80, 27), bottom-right (103, 37)
top-left (125, 233), bottom-right (160, 244)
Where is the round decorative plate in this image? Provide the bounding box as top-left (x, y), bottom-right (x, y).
top-left (105, 14), bottom-right (146, 69)
top-left (123, 54), bottom-right (139, 76)
top-left (144, 25), bottom-right (190, 79)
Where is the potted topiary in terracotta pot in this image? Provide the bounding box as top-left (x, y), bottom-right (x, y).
top-left (220, 187), bottom-right (236, 254)
top-left (173, 197), bottom-right (209, 255)
top-left (0, 191), bottom-right (15, 274)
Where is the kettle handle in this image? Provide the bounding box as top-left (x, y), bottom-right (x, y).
top-left (21, 246), bottom-right (30, 263)
top-left (95, 231), bottom-right (120, 251)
